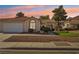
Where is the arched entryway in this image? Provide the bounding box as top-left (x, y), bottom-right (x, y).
top-left (30, 20), bottom-right (35, 29)
top-left (29, 20), bottom-right (36, 32)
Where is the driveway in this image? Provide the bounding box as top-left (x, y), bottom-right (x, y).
top-left (0, 33), bottom-right (58, 42)
top-left (0, 33), bottom-right (12, 42)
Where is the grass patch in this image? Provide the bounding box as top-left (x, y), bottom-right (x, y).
top-left (56, 31), bottom-right (79, 42)
top-left (58, 31), bottom-right (79, 37)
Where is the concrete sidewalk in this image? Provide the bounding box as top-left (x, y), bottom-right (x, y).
top-left (0, 42), bottom-right (79, 49)
top-left (0, 42), bottom-right (79, 54)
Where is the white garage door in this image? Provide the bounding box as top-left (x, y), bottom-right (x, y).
top-left (3, 23), bottom-right (23, 32)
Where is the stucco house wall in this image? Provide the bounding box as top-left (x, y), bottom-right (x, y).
top-left (35, 20), bottom-right (40, 32)
top-left (26, 17), bottom-right (40, 32)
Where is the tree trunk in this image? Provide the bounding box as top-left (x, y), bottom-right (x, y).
top-left (55, 21), bottom-right (61, 32)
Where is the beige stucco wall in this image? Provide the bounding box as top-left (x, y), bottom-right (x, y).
top-left (24, 18), bottom-right (41, 32)
top-left (23, 21), bottom-right (29, 32)
top-left (35, 20), bottom-right (40, 32)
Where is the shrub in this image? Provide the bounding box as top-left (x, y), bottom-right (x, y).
top-left (40, 26), bottom-right (51, 33)
top-left (28, 29), bottom-right (34, 33)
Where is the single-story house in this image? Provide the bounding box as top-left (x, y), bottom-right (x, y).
top-left (0, 16), bottom-right (41, 33)
top-left (0, 12), bottom-right (55, 33)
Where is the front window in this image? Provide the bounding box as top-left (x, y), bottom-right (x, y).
top-left (30, 20), bottom-right (35, 29)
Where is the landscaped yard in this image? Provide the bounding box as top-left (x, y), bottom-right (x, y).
top-left (2, 31), bottom-right (79, 42)
top-left (55, 31), bottom-right (79, 42)
top-left (58, 31), bottom-right (79, 37)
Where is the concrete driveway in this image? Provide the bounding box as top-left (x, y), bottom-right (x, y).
top-left (0, 33), bottom-right (12, 42)
top-left (0, 33), bottom-right (58, 42)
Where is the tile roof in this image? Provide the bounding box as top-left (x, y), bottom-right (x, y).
top-left (69, 16), bottom-right (79, 24)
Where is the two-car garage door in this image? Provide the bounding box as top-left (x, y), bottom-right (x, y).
top-left (3, 23), bottom-right (23, 32)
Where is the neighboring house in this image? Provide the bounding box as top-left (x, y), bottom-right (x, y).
top-left (70, 16), bottom-right (79, 29)
top-left (63, 20), bottom-right (71, 29)
top-left (64, 16), bottom-right (79, 30)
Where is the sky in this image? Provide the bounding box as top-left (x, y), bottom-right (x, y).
top-left (0, 5), bottom-right (79, 18)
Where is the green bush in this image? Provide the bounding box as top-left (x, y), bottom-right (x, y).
top-left (40, 26), bottom-right (51, 33)
top-left (28, 29), bottom-right (34, 33)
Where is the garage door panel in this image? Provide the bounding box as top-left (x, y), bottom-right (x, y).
top-left (3, 23), bottom-right (23, 32)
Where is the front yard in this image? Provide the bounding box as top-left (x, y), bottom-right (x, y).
top-left (0, 31), bottom-right (79, 42)
top-left (1, 31), bottom-right (79, 42)
top-left (0, 32), bottom-right (79, 54)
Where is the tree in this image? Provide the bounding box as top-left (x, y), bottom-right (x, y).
top-left (16, 12), bottom-right (24, 17)
top-left (40, 15), bottom-right (50, 20)
top-left (52, 5), bottom-right (67, 31)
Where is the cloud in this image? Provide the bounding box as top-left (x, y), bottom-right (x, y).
top-left (0, 5), bottom-right (53, 18)
top-left (0, 6), bottom-right (79, 18)
top-left (0, 5), bottom-right (47, 13)
top-left (65, 7), bottom-right (79, 13)
top-left (65, 7), bottom-right (79, 17)
top-left (25, 8), bottom-right (53, 16)
top-left (0, 13), bottom-right (16, 18)
top-left (0, 5), bottom-right (48, 18)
